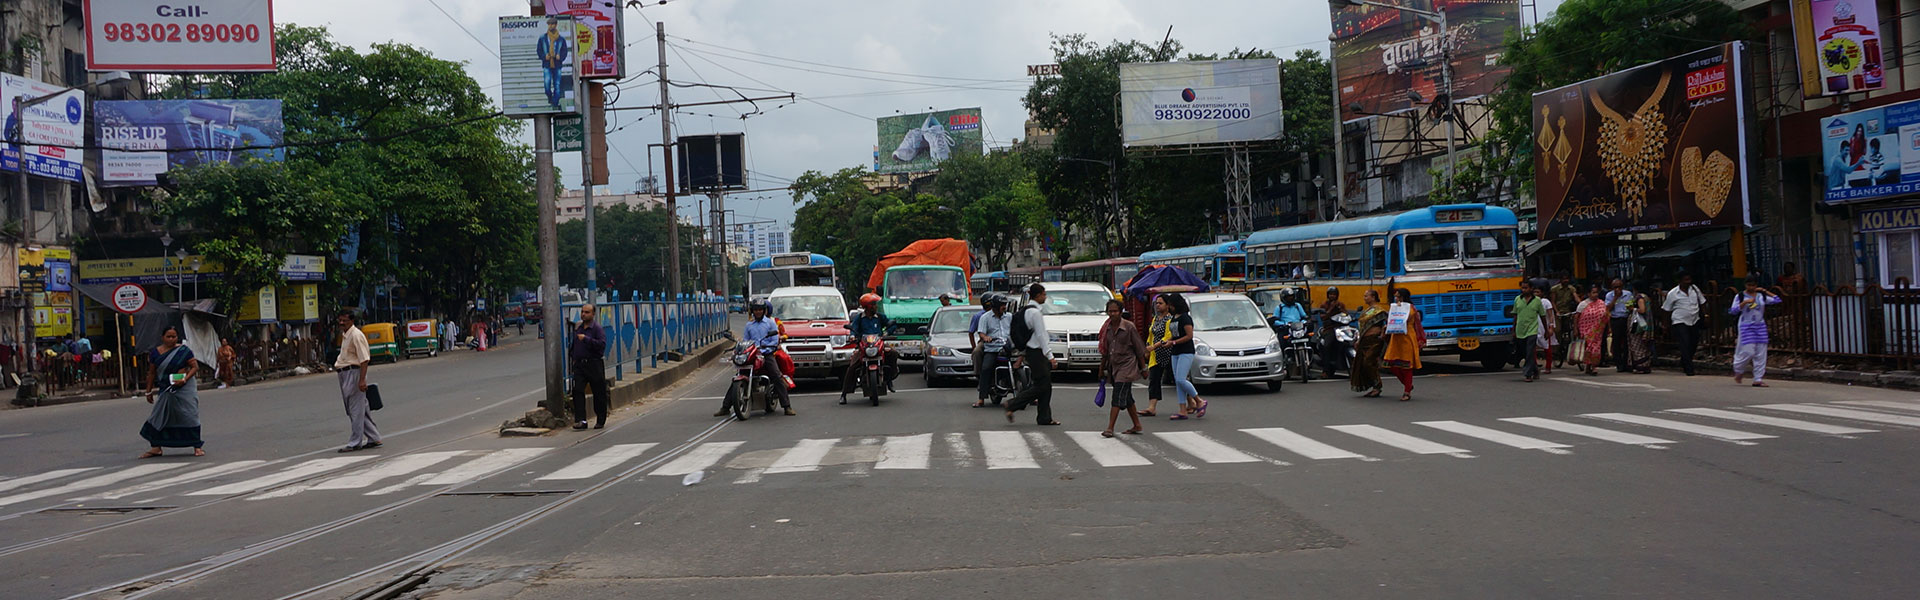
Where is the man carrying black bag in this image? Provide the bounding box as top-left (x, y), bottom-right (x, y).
top-left (335, 310), bottom-right (382, 452)
top-left (570, 304), bottom-right (610, 430)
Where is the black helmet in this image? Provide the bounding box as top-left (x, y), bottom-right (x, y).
top-left (747, 299), bottom-right (771, 314)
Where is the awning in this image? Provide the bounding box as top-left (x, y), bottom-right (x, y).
top-left (1522, 238), bottom-right (1564, 256)
top-left (1640, 229), bottom-right (1732, 260)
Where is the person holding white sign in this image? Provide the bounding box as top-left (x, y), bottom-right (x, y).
top-left (1380, 288), bottom-right (1425, 402)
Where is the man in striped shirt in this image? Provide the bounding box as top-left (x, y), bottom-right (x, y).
top-left (1730, 272), bottom-right (1782, 387)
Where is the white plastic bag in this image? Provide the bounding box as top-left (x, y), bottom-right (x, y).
top-left (1385, 303), bottom-right (1411, 335)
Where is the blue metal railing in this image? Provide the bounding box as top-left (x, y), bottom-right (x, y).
top-left (560, 291), bottom-right (729, 382)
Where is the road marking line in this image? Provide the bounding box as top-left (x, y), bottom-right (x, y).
top-left (1153, 431), bottom-right (1263, 464)
top-left (1240, 427), bottom-right (1374, 461)
top-left (1064, 432), bottom-right (1152, 467)
top-left (0, 468), bottom-right (99, 493)
top-left (536, 444), bottom-right (659, 481)
top-left (1414, 421), bottom-right (1572, 454)
top-left (875, 433), bottom-right (932, 470)
top-left (1023, 432), bottom-right (1081, 472)
top-left (418, 449), bottom-right (551, 486)
top-left (1754, 404), bottom-right (1920, 428)
top-left (979, 431), bottom-right (1039, 469)
top-left (766, 439), bottom-right (839, 474)
top-left (187, 457), bottom-right (374, 496)
top-left (79, 460), bottom-right (268, 501)
top-left (1118, 435), bottom-right (1197, 470)
top-left (0, 464), bottom-right (185, 507)
top-left (1327, 424), bottom-right (1474, 457)
top-left (842, 438), bottom-right (880, 478)
top-left (1582, 413), bottom-right (1774, 444)
top-left (1666, 408), bottom-right (1877, 435)
top-left (1834, 400), bottom-right (1920, 414)
top-left (1500, 417), bottom-right (1675, 447)
top-left (364, 472), bottom-right (442, 496)
top-left (942, 432), bottom-right (976, 468)
top-left (650, 441), bottom-right (744, 476)
top-left (311, 451), bottom-right (469, 490)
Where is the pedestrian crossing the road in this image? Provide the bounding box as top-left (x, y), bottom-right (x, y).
top-left (3, 401), bottom-right (1918, 509)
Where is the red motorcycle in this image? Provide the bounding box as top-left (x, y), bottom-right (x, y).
top-left (724, 342), bottom-right (780, 420)
top-left (853, 334), bottom-right (889, 406)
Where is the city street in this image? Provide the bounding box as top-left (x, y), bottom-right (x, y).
top-left (3, 337), bottom-right (1918, 599)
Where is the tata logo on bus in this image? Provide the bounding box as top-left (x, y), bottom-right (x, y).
top-left (1448, 281), bottom-right (1482, 292)
top-left (946, 113), bottom-right (981, 132)
top-left (1685, 64), bottom-right (1728, 100)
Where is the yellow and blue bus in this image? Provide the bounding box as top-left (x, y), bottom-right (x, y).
top-left (1243, 204), bottom-right (1522, 369)
top-left (747, 253), bottom-right (837, 300)
top-left (1138, 241), bottom-right (1246, 289)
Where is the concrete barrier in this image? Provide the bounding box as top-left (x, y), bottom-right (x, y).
top-left (499, 340), bottom-right (731, 433)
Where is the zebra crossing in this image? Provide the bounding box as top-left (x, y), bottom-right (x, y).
top-left (4, 401), bottom-right (1918, 510)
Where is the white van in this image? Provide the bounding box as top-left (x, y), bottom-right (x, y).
top-left (1024, 281), bottom-right (1116, 372)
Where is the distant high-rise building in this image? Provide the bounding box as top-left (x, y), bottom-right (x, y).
top-left (727, 222), bottom-right (790, 260)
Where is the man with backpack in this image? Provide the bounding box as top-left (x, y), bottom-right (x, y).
top-left (1005, 283), bottom-right (1060, 426)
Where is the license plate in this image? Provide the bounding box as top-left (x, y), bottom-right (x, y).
top-left (1457, 337), bottom-right (1481, 350)
top-left (1225, 362), bottom-right (1256, 369)
top-left (1070, 348), bottom-right (1099, 356)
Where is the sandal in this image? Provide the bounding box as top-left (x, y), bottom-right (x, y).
top-left (1169, 414), bottom-right (1189, 421)
top-left (1039, 421), bottom-right (1062, 426)
top-left (138, 449), bottom-right (162, 459)
top-left (972, 401), bottom-right (985, 408)
top-left (1101, 430), bottom-right (1116, 438)
top-left (1399, 393), bottom-right (1411, 402)
top-left (193, 448), bottom-right (206, 457)
top-left (1138, 410), bottom-right (1156, 417)
top-left (1123, 428), bottom-right (1143, 435)
top-left (1195, 400), bottom-right (1208, 418)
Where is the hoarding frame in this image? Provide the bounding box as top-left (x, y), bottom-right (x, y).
top-left (94, 99), bottom-right (285, 187)
top-left (83, 0), bottom-right (278, 72)
top-left (1330, 0), bottom-right (1519, 124)
top-left (874, 107), bottom-right (984, 174)
top-left (542, 0), bottom-right (626, 80)
top-left (1118, 59), bottom-right (1284, 149)
top-left (1790, 0), bottom-right (1886, 99)
top-left (0, 73), bottom-right (86, 183)
top-left (499, 15), bottom-right (581, 118)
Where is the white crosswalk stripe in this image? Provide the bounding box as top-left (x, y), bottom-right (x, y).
top-left (1328, 425), bottom-right (1473, 456)
top-left (312, 451), bottom-right (469, 490)
top-left (942, 432), bottom-right (976, 468)
top-left (1500, 417), bottom-right (1676, 446)
top-left (1835, 400), bottom-right (1920, 414)
top-left (1064, 432), bottom-right (1153, 467)
top-left (1240, 427), bottom-right (1371, 461)
top-left (79, 460), bottom-right (268, 501)
top-left (418, 448), bottom-right (551, 486)
top-left (651, 441), bottom-right (744, 476)
top-left (1755, 404), bottom-right (1920, 428)
top-left (766, 439), bottom-right (839, 474)
top-left (1153, 431), bottom-right (1264, 464)
top-left (0, 464), bottom-right (186, 507)
top-left (1665, 408), bottom-right (1876, 435)
top-left (536, 444), bottom-right (658, 481)
top-left (979, 431), bottom-right (1039, 469)
top-left (1582, 413), bottom-right (1775, 443)
top-left (187, 457), bottom-right (374, 496)
top-left (1414, 421), bottom-right (1572, 454)
top-left (0, 468), bottom-right (99, 493)
top-left (875, 434), bottom-right (932, 470)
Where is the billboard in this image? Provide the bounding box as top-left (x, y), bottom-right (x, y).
top-left (499, 16), bottom-right (579, 117)
top-left (677, 133), bottom-right (747, 193)
top-left (543, 0), bottom-right (625, 80)
top-left (1118, 59), bottom-right (1283, 148)
top-left (1791, 0), bottom-right (1885, 98)
top-left (1532, 43), bottom-right (1752, 240)
top-left (874, 108), bottom-right (983, 174)
top-left (1815, 98), bottom-right (1920, 205)
top-left (0, 73), bottom-right (85, 183)
top-left (1331, 0), bottom-right (1519, 123)
top-left (84, 0), bottom-right (276, 72)
top-left (95, 100), bottom-right (285, 187)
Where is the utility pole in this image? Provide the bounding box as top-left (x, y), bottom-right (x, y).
top-left (710, 191), bottom-right (726, 296)
top-left (657, 21), bottom-right (680, 295)
top-left (583, 82), bottom-right (598, 299)
top-left (535, 115), bottom-right (565, 414)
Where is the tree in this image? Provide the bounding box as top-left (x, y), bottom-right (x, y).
top-left (557, 204), bottom-right (680, 294)
top-left (961, 177), bottom-right (1054, 271)
top-left (158, 160), bottom-right (360, 310)
top-left (791, 167), bottom-right (960, 294)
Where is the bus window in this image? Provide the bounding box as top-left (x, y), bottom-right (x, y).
top-left (1388, 238), bottom-right (1402, 274)
top-left (1463, 230), bottom-right (1517, 264)
top-left (1316, 244), bottom-right (1334, 278)
top-left (1404, 232), bottom-right (1460, 268)
top-left (1222, 257), bottom-right (1247, 280)
top-left (1371, 238), bottom-right (1387, 278)
top-left (1345, 240), bottom-right (1365, 279)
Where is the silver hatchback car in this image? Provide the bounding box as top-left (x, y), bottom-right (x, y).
top-left (922, 305), bottom-right (983, 386)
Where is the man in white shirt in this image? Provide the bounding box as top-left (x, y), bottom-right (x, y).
top-left (334, 311), bottom-right (380, 452)
top-left (1662, 273), bottom-right (1706, 376)
top-left (1004, 283), bottom-right (1059, 426)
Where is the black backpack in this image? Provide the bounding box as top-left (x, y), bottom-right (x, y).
top-left (1009, 304), bottom-right (1039, 350)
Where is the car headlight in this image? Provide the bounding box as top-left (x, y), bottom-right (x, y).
top-left (930, 346), bottom-right (952, 357)
top-left (1265, 340), bottom-right (1281, 354)
top-left (829, 335), bottom-right (850, 347)
top-left (888, 324), bottom-right (907, 336)
top-left (1195, 343), bottom-right (1215, 357)
top-left (1048, 332), bottom-right (1068, 343)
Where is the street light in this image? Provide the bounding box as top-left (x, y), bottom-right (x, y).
top-left (1330, 0), bottom-right (1456, 187)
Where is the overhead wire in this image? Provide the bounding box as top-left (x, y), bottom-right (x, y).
top-left (425, 0), bottom-right (499, 59)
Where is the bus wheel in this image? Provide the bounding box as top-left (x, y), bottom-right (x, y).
top-left (1476, 343), bottom-right (1509, 372)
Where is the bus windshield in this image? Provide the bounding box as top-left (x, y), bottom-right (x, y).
top-left (1463, 229), bottom-right (1517, 265)
top-left (749, 271), bottom-right (791, 296)
top-left (1404, 232), bottom-right (1461, 269)
top-left (931, 308), bottom-right (982, 334)
top-left (885, 269), bottom-right (967, 299)
top-left (770, 294), bottom-right (847, 321)
top-left (1040, 290), bottom-right (1111, 315)
top-left (1189, 298), bottom-right (1268, 331)
top-left (1220, 257), bottom-right (1247, 280)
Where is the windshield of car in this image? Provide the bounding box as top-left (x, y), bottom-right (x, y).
top-left (1040, 290), bottom-right (1111, 315)
top-left (884, 269), bottom-right (967, 299)
top-left (770, 295), bottom-right (847, 321)
top-left (930, 308), bottom-right (983, 334)
top-left (1189, 298), bottom-right (1268, 331)
top-left (1404, 232), bottom-right (1460, 269)
top-left (1463, 229), bottom-right (1517, 264)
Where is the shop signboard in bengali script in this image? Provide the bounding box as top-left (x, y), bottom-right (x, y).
top-left (1532, 43), bottom-right (1753, 240)
top-left (1330, 0), bottom-right (1519, 123)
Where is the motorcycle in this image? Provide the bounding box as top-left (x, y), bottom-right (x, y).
top-left (1311, 311), bottom-right (1356, 375)
top-left (1276, 318), bottom-right (1315, 383)
top-left (987, 347), bottom-right (1029, 406)
top-left (723, 342), bottom-right (781, 420)
top-left (853, 334), bottom-right (889, 406)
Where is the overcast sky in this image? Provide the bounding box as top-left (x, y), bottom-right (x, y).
top-left (281, 0), bottom-right (1565, 229)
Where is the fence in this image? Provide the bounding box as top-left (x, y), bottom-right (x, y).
top-left (1748, 230), bottom-right (1874, 291)
top-left (1668, 280), bottom-right (1920, 371)
top-left (563, 292), bottom-right (731, 382)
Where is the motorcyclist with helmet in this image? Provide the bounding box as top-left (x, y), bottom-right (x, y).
top-left (972, 292), bottom-right (1013, 407)
top-left (841, 292), bottom-right (900, 404)
top-left (715, 299), bottom-right (795, 416)
top-left (1272, 289), bottom-right (1309, 326)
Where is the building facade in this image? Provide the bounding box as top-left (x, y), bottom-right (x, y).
top-left (726, 222), bottom-right (789, 261)
top-left (556, 188), bottom-right (663, 223)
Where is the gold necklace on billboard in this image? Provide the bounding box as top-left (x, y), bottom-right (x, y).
top-left (1590, 69), bottom-right (1671, 222)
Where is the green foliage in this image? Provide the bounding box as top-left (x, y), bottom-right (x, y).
top-left (157, 160), bottom-right (357, 307)
top-left (557, 205), bottom-right (679, 293)
top-left (790, 168), bottom-right (960, 294)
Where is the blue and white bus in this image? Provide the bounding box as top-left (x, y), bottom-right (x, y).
top-left (747, 253), bottom-right (837, 300)
top-left (1139, 241), bottom-right (1247, 289)
top-left (1242, 204), bottom-right (1523, 369)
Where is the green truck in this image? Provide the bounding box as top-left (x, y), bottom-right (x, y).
top-left (877, 264), bottom-right (969, 361)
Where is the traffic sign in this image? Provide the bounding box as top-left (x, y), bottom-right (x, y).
top-left (555, 116), bottom-right (585, 152)
top-left (111, 283), bottom-right (147, 314)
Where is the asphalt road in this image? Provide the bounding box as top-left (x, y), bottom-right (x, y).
top-left (3, 334), bottom-right (1919, 599)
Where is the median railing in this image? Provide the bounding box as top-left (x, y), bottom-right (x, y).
top-left (562, 292), bottom-right (730, 381)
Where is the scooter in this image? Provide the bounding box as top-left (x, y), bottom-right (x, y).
top-left (723, 341), bottom-right (782, 420)
top-left (1312, 311), bottom-right (1356, 376)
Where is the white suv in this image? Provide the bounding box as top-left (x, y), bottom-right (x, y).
top-left (1026, 282), bottom-right (1116, 372)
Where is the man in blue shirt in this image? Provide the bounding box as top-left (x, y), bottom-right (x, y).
top-left (1271, 290), bottom-right (1309, 325)
top-left (972, 294), bottom-right (1014, 407)
top-left (536, 17), bottom-right (572, 110)
top-left (841, 293), bottom-right (899, 404)
top-left (569, 304), bottom-right (609, 429)
top-left (720, 300), bottom-right (793, 416)
top-left (1603, 278), bottom-right (1634, 373)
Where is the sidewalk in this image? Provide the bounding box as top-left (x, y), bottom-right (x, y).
top-left (1652, 354), bottom-right (1920, 390)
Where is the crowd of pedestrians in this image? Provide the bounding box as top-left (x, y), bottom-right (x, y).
top-left (1521, 270), bottom-right (1782, 387)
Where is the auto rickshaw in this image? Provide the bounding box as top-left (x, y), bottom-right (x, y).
top-left (404, 319), bottom-right (440, 358)
top-left (364, 323), bottom-right (401, 363)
